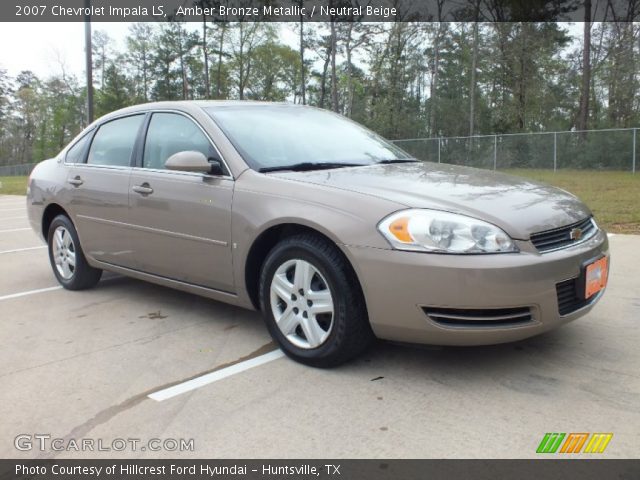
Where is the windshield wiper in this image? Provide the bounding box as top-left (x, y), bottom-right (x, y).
top-left (258, 162), bottom-right (366, 173)
top-left (377, 158), bottom-right (420, 164)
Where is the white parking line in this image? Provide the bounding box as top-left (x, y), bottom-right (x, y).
top-left (0, 208), bottom-right (26, 212)
top-left (0, 286), bottom-right (62, 302)
top-left (148, 349), bottom-right (285, 402)
top-left (0, 245), bottom-right (46, 255)
top-left (0, 228), bottom-right (31, 233)
top-left (1, 216), bottom-right (27, 220)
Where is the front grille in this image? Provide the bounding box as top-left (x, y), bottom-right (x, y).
top-left (530, 217), bottom-right (596, 253)
top-left (556, 278), bottom-right (594, 315)
top-left (422, 306), bottom-right (534, 328)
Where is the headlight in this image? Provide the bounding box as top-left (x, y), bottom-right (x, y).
top-left (378, 209), bottom-right (518, 254)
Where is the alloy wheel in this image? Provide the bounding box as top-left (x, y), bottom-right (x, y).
top-left (52, 226), bottom-right (76, 280)
top-left (270, 259), bottom-right (334, 349)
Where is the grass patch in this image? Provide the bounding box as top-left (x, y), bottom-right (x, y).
top-left (505, 169), bottom-right (640, 234)
top-left (0, 176), bottom-right (28, 196)
top-left (1, 170), bottom-right (637, 234)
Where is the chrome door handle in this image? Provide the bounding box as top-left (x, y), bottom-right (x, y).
top-left (132, 184), bottom-right (154, 195)
top-left (68, 176), bottom-right (83, 187)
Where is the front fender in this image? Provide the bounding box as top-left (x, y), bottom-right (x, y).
top-left (230, 170), bottom-right (403, 305)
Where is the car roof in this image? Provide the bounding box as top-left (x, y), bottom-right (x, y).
top-left (91, 100), bottom-right (303, 127)
top-left (192, 100), bottom-right (293, 108)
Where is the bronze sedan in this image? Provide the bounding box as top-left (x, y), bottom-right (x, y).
top-left (26, 101), bottom-right (609, 367)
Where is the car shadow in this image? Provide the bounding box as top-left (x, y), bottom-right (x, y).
top-left (95, 274), bottom-right (593, 389)
top-left (93, 275), bottom-right (639, 411)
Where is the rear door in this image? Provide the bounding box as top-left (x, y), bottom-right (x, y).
top-left (67, 114), bottom-right (145, 268)
top-left (127, 111), bottom-right (234, 292)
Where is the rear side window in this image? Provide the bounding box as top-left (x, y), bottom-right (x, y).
top-left (143, 113), bottom-right (222, 171)
top-left (87, 115), bottom-right (144, 167)
top-left (65, 134), bottom-right (91, 163)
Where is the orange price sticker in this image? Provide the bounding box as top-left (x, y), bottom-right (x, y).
top-left (585, 257), bottom-right (608, 299)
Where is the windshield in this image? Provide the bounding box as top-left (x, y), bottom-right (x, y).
top-left (205, 105), bottom-right (412, 171)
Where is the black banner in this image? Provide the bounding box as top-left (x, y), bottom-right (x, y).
top-left (3, 0), bottom-right (639, 23)
top-left (1, 460), bottom-right (640, 480)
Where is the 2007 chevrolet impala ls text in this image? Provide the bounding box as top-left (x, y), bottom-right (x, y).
top-left (26, 101), bottom-right (609, 367)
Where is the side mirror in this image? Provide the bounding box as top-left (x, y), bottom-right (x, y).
top-left (165, 151), bottom-right (222, 175)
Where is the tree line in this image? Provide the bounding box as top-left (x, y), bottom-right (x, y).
top-left (0, 17), bottom-right (638, 167)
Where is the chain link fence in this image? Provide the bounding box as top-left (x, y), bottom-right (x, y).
top-left (1, 129), bottom-right (638, 175)
top-left (392, 128), bottom-right (638, 173)
top-left (0, 163), bottom-right (37, 177)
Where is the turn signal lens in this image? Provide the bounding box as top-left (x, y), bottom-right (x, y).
top-left (388, 217), bottom-right (412, 242)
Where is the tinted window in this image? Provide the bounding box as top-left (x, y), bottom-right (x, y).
top-left (205, 106), bottom-right (410, 171)
top-left (65, 133), bottom-right (91, 163)
top-left (143, 113), bottom-right (220, 171)
top-left (87, 115), bottom-right (144, 167)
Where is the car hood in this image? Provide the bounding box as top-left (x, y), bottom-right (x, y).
top-left (273, 162), bottom-right (592, 240)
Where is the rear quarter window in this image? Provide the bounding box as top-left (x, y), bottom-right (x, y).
top-left (65, 133), bottom-right (91, 164)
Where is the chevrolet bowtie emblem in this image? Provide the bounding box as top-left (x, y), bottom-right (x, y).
top-left (570, 228), bottom-right (583, 240)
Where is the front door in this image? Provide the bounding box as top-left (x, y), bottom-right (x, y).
top-left (127, 112), bottom-right (234, 292)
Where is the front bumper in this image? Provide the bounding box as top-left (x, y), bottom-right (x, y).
top-left (345, 228), bottom-right (609, 345)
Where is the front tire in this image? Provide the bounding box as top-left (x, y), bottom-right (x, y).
top-left (47, 215), bottom-right (102, 290)
top-left (259, 233), bottom-right (374, 367)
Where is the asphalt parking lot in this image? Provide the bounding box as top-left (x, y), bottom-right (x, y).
top-left (0, 193), bottom-right (638, 459)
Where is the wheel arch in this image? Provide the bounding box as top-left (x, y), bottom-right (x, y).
top-left (244, 222), bottom-right (363, 311)
top-left (42, 203), bottom-right (71, 239)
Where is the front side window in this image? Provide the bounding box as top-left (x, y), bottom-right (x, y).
top-left (143, 113), bottom-right (221, 171)
top-left (87, 115), bottom-right (144, 167)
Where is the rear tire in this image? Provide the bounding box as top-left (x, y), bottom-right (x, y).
top-left (47, 215), bottom-right (102, 290)
top-left (259, 233), bottom-right (374, 367)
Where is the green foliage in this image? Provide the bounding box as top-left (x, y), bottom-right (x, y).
top-left (0, 19), bottom-right (638, 168)
top-left (95, 62), bottom-right (135, 117)
top-left (151, 23), bottom-right (200, 100)
top-left (0, 68), bottom-right (13, 163)
top-left (246, 41), bottom-right (300, 101)
top-left (125, 23), bottom-right (155, 102)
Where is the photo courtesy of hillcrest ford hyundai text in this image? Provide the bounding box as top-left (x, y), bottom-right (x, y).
top-left (27, 101), bottom-right (609, 367)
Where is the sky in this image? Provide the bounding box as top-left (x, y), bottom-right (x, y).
top-left (0, 23), bottom-right (131, 78)
top-left (0, 22), bottom-right (300, 80)
top-left (0, 22), bottom-right (582, 81)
